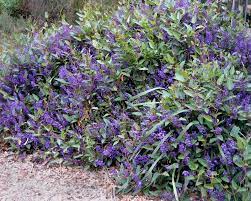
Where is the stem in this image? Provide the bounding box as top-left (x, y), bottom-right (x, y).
top-left (243, 0), bottom-right (248, 22)
top-left (231, 0), bottom-right (236, 27)
top-left (172, 169), bottom-right (179, 201)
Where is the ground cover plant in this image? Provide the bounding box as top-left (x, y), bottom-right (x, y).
top-left (0, 0), bottom-right (250, 200)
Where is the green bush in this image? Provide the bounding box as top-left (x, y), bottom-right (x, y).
top-left (0, 0), bottom-right (250, 200)
top-left (0, 0), bottom-right (120, 22)
top-left (0, 0), bottom-right (23, 16)
top-left (0, 11), bottom-right (29, 33)
top-left (0, 2), bottom-right (3, 14)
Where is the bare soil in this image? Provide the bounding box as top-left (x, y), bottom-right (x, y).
top-left (0, 151), bottom-right (155, 201)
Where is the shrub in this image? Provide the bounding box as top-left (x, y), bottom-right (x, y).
top-left (0, 0), bottom-right (120, 22)
top-left (20, 0), bottom-right (74, 21)
top-left (0, 11), bottom-right (30, 33)
top-left (0, 0), bottom-right (250, 200)
top-left (0, 0), bottom-right (23, 16)
top-left (0, 2), bottom-right (3, 14)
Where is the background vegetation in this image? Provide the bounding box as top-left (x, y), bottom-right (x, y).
top-left (0, 0), bottom-right (250, 200)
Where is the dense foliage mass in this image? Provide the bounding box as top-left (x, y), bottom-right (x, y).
top-left (0, 0), bottom-right (250, 200)
top-left (0, 0), bottom-right (119, 20)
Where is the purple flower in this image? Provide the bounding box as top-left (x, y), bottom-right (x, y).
top-left (182, 170), bottom-right (190, 177)
top-left (132, 174), bottom-right (142, 190)
top-left (206, 170), bottom-right (212, 178)
top-left (208, 189), bottom-right (225, 201)
top-left (162, 29), bottom-right (169, 42)
top-left (169, 136), bottom-right (176, 143)
top-left (95, 145), bottom-right (103, 153)
top-left (152, 127), bottom-right (167, 140)
top-left (172, 117), bottom-right (182, 128)
top-left (105, 30), bottom-right (116, 43)
top-left (205, 31), bottom-right (213, 44)
top-left (184, 134), bottom-right (193, 147)
top-left (134, 155), bottom-right (149, 165)
top-left (205, 154), bottom-right (214, 169)
top-left (102, 145), bottom-right (118, 159)
top-left (161, 192), bottom-right (174, 201)
top-left (183, 155), bottom-right (190, 165)
top-left (95, 159), bottom-right (105, 167)
top-left (197, 125), bottom-right (206, 135)
top-left (221, 141), bottom-right (236, 165)
top-left (178, 143), bottom-right (186, 153)
top-left (45, 139), bottom-right (51, 149)
top-left (214, 127), bottom-right (223, 135)
top-left (226, 118), bottom-right (233, 126)
top-left (160, 143), bottom-right (169, 153)
top-left (175, 0), bottom-right (190, 9)
top-left (226, 140), bottom-right (236, 152)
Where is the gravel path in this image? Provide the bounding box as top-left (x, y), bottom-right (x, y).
top-left (0, 152), bottom-right (154, 201)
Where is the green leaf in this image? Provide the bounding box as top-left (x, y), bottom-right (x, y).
top-left (237, 187), bottom-right (248, 192)
top-left (237, 137), bottom-right (246, 150)
top-left (172, 169), bottom-right (179, 201)
top-left (204, 184), bottom-right (214, 190)
top-left (151, 131), bottom-right (173, 157)
top-left (230, 126), bottom-right (240, 138)
top-left (184, 90), bottom-right (194, 97)
top-left (130, 101), bottom-right (159, 108)
top-left (218, 143), bottom-right (227, 163)
top-left (165, 54), bottom-right (175, 64)
top-left (92, 40), bottom-right (100, 49)
top-left (177, 121), bottom-right (199, 141)
top-left (139, 67), bottom-right (148, 71)
top-left (216, 135), bottom-right (223, 141)
top-left (165, 163), bottom-right (179, 171)
top-left (129, 87), bottom-right (164, 101)
top-left (197, 159), bottom-right (208, 167)
top-left (233, 155), bottom-right (244, 167)
top-left (202, 115), bottom-right (213, 123)
top-left (45, 11), bottom-right (49, 19)
top-left (132, 112), bottom-right (143, 116)
top-left (217, 74), bottom-right (224, 85)
top-left (175, 72), bottom-right (185, 82)
top-left (247, 171), bottom-right (251, 179)
top-left (191, 15), bottom-right (197, 24)
top-left (226, 78), bottom-right (234, 90)
top-left (130, 119), bottom-right (167, 160)
top-left (54, 78), bottom-right (69, 85)
top-left (32, 94), bottom-right (39, 101)
top-left (231, 180), bottom-right (238, 190)
top-left (209, 137), bottom-right (218, 143)
top-left (149, 40), bottom-right (155, 49)
top-left (63, 114), bottom-right (79, 123)
top-left (188, 161), bottom-right (199, 170)
top-left (142, 154), bottom-right (163, 183)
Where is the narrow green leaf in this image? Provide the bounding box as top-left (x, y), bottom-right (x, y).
top-left (188, 161), bottom-right (199, 170)
top-left (175, 72), bottom-right (185, 82)
top-left (129, 87), bottom-right (164, 101)
top-left (197, 159), bottom-right (208, 167)
top-left (230, 126), bottom-right (240, 138)
top-left (217, 74), bottom-right (224, 85)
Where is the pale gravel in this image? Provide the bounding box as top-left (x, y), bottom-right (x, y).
top-left (0, 151), bottom-right (156, 201)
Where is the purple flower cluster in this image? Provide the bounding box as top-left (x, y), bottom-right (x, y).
top-left (208, 189), bottom-right (225, 201)
top-left (221, 140), bottom-right (237, 165)
top-left (134, 155), bottom-right (150, 165)
top-left (0, 0), bottom-right (250, 199)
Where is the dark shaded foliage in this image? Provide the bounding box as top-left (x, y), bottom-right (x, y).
top-left (0, 0), bottom-right (250, 200)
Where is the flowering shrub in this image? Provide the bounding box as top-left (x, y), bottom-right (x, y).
top-left (0, 0), bottom-right (250, 200)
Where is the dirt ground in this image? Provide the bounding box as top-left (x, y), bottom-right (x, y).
top-left (0, 151), bottom-right (155, 201)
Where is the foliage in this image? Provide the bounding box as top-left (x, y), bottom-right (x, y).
top-left (0, 0), bottom-right (120, 22)
top-left (0, 11), bottom-right (30, 33)
top-left (0, 0), bottom-right (250, 200)
top-left (0, 0), bottom-right (22, 16)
